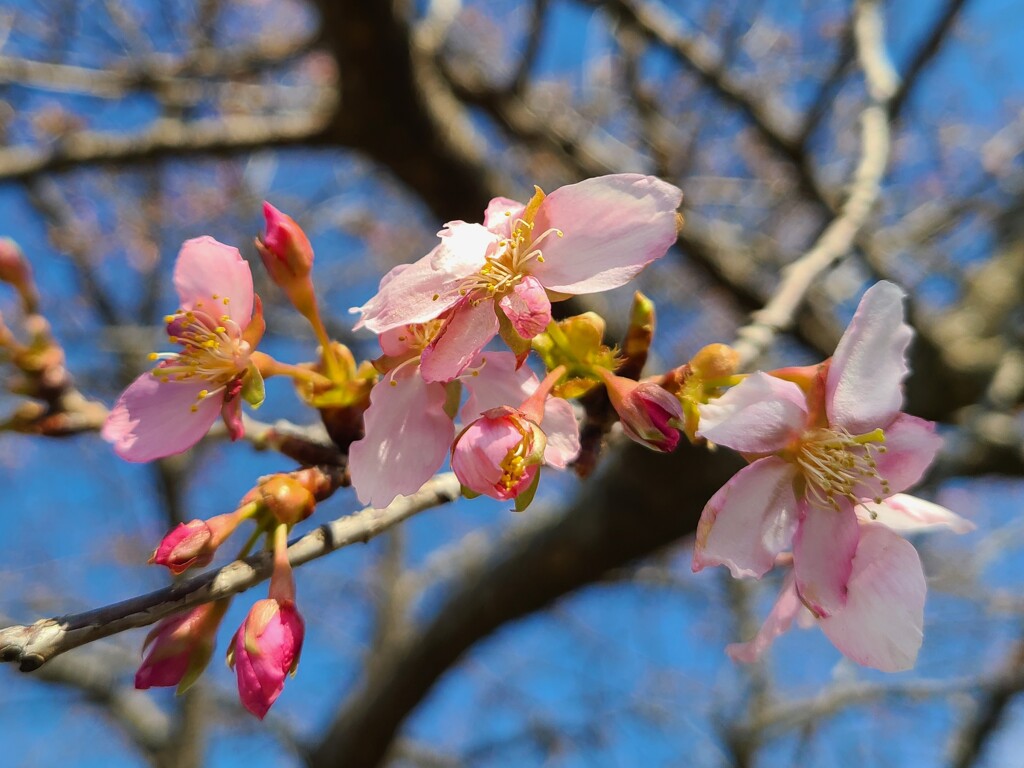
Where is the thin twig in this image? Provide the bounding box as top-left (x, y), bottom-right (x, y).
top-left (731, 0), bottom-right (900, 369)
top-left (0, 473), bottom-right (460, 671)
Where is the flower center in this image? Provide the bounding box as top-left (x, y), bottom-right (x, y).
top-left (498, 417), bottom-right (534, 491)
top-left (149, 298), bottom-right (251, 411)
top-left (394, 320), bottom-right (444, 352)
top-left (796, 427), bottom-right (890, 511)
top-left (457, 216), bottom-right (563, 304)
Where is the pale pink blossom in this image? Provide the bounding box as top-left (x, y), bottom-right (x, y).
top-left (103, 237), bottom-right (264, 462)
top-left (728, 497), bottom-right (972, 672)
top-left (349, 340), bottom-right (579, 509)
top-left (693, 282), bottom-right (943, 618)
top-left (228, 598), bottom-right (304, 719)
top-left (451, 365), bottom-right (574, 507)
top-left (354, 174), bottom-right (682, 382)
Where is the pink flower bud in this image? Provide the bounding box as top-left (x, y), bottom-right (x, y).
top-left (258, 202), bottom-right (314, 284)
top-left (0, 238), bottom-right (31, 288)
top-left (451, 406), bottom-right (546, 501)
top-left (227, 598), bottom-right (305, 719)
top-left (599, 369), bottom-right (683, 452)
top-left (150, 512), bottom-right (247, 575)
top-left (135, 602), bottom-right (228, 693)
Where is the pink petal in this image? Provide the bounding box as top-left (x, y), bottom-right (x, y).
top-left (354, 251), bottom-right (463, 334)
top-left (827, 282), bottom-right (913, 434)
top-left (697, 372), bottom-right (808, 453)
top-left (528, 174), bottom-right (682, 294)
top-left (692, 457), bottom-right (799, 578)
top-left (856, 493), bottom-right (975, 534)
top-left (451, 415), bottom-right (538, 500)
top-left (173, 237), bottom-right (254, 327)
top-left (461, 351), bottom-right (531, 418)
top-left (871, 413), bottom-right (943, 495)
top-left (432, 221), bottom-right (501, 275)
top-left (819, 522), bottom-right (925, 672)
top-left (483, 196), bottom-right (525, 237)
top-left (420, 299), bottom-right (500, 383)
top-left (793, 504), bottom-right (859, 618)
top-left (539, 396), bottom-right (581, 469)
top-left (727, 574), bottom-right (803, 663)
top-left (221, 397), bottom-right (244, 441)
top-left (461, 353), bottom-right (580, 468)
top-left (498, 275), bottom-right (552, 339)
top-left (348, 367), bottom-right (455, 508)
top-left (102, 373), bottom-right (221, 462)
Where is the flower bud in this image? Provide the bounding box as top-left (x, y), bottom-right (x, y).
top-left (150, 511), bottom-right (248, 575)
top-left (0, 238), bottom-right (38, 311)
top-left (258, 202), bottom-right (314, 282)
top-left (244, 474), bottom-right (317, 526)
top-left (150, 520), bottom-right (215, 575)
top-left (256, 202), bottom-right (318, 322)
top-left (690, 343), bottom-right (739, 381)
top-left (227, 598), bottom-right (305, 719)
top-left (598, 369), bottom-right (684, 452)
top-left (135, 601), bottom-right (228, 693)
top-left (451, 406), bottom-right (546, 502)
top-left (0, 238), bottom-right (30, 288)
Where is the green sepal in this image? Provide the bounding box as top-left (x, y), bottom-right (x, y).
top-left (443, 381), bottom-right (463, 421)
top-left (513, 469), bottom-right (541, 512)
top-left (461, 485), bottom-right (481, 500)
top-left (241, 364), bottom-right (266, 409)
top-left (176, 644), bottom-right (215, 695)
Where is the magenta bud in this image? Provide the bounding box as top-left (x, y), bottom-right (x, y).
top-left (135, 602), bottom-right (228, 693)
top-left (599, 369), bottom-right (683, 452)
top-left (258, 202), bottom-right (314, 283)
top-left (228, 598), bottom-right (305, 719)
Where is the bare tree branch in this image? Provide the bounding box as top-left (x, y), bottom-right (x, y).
top-left (732, 0), bottom-right (899, 368)
top-left (0, 472), bottom-right (459, 671)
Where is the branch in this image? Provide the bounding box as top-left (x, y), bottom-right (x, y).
top-left (305, 442), bottom-right (744, 768)
top-left (731, 0), bottom-right (899, 369)
top-left (0, 473), bottom-right (460, 671)
top-left (0, 110), bottom-right (334, 182)
top-left (0, 33), bottom-right (316, 99)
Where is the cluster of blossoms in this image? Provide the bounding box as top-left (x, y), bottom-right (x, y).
top-left (99, 174), bottom-right (968, 718)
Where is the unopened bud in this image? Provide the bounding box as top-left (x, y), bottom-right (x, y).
top-left (597, 368), bottom-right (683, 452)
top-left (259, 202), bottom-right (314, 281)
top-left (690, 343), bottom-right (739, 381)
top-left (0, 238), bottom-right (38, 311)
top-left (247, 475), bottom-right (317, 526)
top-left (150, 510), bottom-right (249, 575)
top-left (621, 291), bottom-right (656, 379)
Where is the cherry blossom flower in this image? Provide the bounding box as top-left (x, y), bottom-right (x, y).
top-left (727, 496), bottom-right (973, 672)
top-left (353, 174), bottom-right (682, 382)
top-left (451, 365), bottom-right (576, 508)
top-left (349, 337), bottom-right (579, 509)
top-left (693, 282), bottom-right (943, 619)
top-left (103, 237), bottom-right (265, 462)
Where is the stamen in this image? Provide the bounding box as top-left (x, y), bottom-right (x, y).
top-left (796, 426), bottom-right (890, 511)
